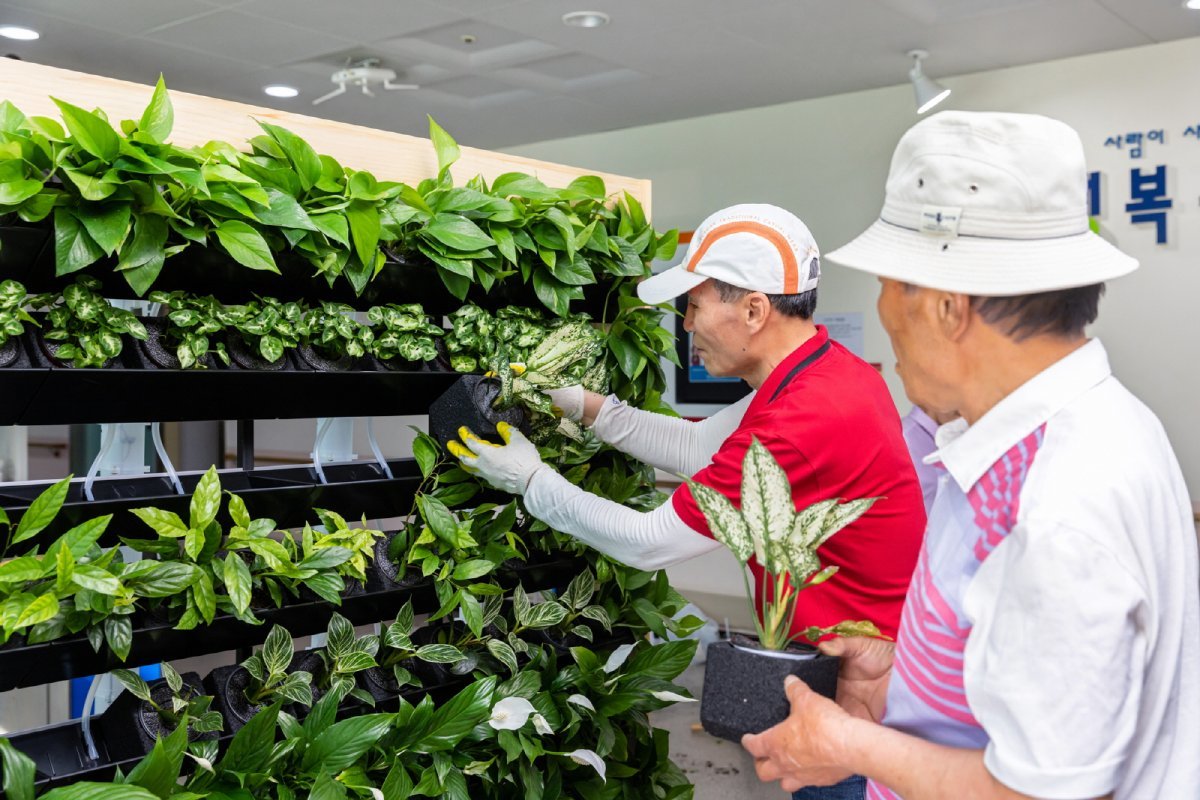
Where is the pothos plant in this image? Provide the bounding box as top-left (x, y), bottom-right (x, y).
top-left (686, 437), bottom-right (884, 650)
top-left (28, 276), bottom-right (147, 367)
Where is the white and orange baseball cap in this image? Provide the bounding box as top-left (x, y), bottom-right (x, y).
top-left (637, 204), bottom-right (821, 305)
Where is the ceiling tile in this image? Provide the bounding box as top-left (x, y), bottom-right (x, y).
top-left (236, 0), bottom-right (461, 45)
top-left (145, 8), bottom-right (356, 66)
top-left (0, 0), bottom-right (217, 36)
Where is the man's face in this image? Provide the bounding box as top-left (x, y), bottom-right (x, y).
top-left (876, 277), bottom-right (959, 417)
top-left (683, 280), bottom-right (750, 379)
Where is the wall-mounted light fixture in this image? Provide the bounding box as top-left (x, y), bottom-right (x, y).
top-left (908, 50), bottom-right (951, 114)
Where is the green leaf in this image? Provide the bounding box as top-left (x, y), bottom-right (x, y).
top-left (258, 121), bottom-right (322, 191)
top-left (626, 640), bottom-right (698, 681)
top-left (219, 701), bottom-right (280, 775)
top-left (686, 478), bottom-right (754, 563)
top-left (567, 175), bottom-right (606, 200)
top-left (111, 668), bottom-right (153, 703)
top-left (346, 199), bottom-right (381, 270)
top-left (224, 552), bottom-right (252, 613)
top-left (137, 75), bottom-right (174, 143)
top-left (423, 213), bottom-right (494, 252)
top-left (0, 737), bottom-right (36, 800)
top-left (486, 639), bottom-right (518, 674)
top-left (0, 178), bottom-right (42, 206)
top-left (12, 476), bottom-right (70, 546)
top-left (419, 676), bottom-right (496, 751)
top-left (54, 208), bottom-right (105, 276)
top-left (0, 100), bottom-right (27, 134)
top-left (72, 564), bottom-right (120, 595)
top-left (261, 624), bottom-right (293, 675)
top-left (255, 188), bottom-right (318, 231)
top-left (61, 168), bottom-right (118, 201)
top-left (103, 614), bottom-right (133, 660)
top-left (15, 593), bottom-right (59, 629)
top-left (308, 772), bottom-right (348, 800)
top-left (40, 784), bottom-right (159, 800)
top-left (76, 203), bottom-right (132, 256)
top-left (451, 559), bottom-right (494, 581)
top-left (300, 713), bottom-right (394, 773)
top-left (428, 115), bottom-right (461, 175)
top-left (125, 562), bottom-right (200, 597)
top-left (189, 466), bottom-right (221, 531)
top-left (299, 545), bottom-right (352, 571)
top-left (192, 571), bottom-right (216, 623)
top-left (412, 433), bottom-right (438, 480)
top-left (813, 497), bottom-right (881, 549)
top-left (115, 214), bottom-right (168, 296)
top-left (131, 506), bottom-right (189, 539)
top-left (214, 220), bottom-right (278, 273)
top-left (52, 97), bottom-right (120, 161)
top-left (415, 644), bottom-right (465, 664)
top-left (522, 600), bottom-right (567, 630)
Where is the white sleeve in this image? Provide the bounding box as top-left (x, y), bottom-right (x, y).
top-left (963, 520), bottom-right (1147, 798)
top-left (588, 392), bottom-right (755, 477)
top-left (523, 467), bottom-right (722, 571)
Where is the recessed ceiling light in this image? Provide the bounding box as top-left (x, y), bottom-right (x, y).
top-left (1185, 0), bottom-right (1200, 10)
top-left (0, 25), bottom-right (39, 41)
top-left (562, 11), bottom-right (610, 28)
top-left (263, 85), bottom-right (299, 99)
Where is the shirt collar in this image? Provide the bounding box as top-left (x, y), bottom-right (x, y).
top-left (755, 325), bottom-right (831, 403)
top-left (925, 339), bottom-right (1113, 493)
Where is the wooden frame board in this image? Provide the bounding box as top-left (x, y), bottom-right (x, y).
top-left (0, 58), bottom-right (651, 212)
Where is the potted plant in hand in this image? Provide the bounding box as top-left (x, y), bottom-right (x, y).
top-left (104, 663), bottom-right (223, 759)
top-left (688, 437), bottom-right (884, 742)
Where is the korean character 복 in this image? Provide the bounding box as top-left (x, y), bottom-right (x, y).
top-left (1125, 165), bottom-right (1172, 244)
top-left (1125, 132), bottom-right (1144, 158)
top-left (1104, 134), bottom-right (1123, 150)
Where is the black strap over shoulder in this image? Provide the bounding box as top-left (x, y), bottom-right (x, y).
top-left (769, 340), bottom-right (832, 403)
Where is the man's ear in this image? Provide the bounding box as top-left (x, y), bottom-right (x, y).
top-left (936, 292), bottom-right (972, 342)
top-left (745, 292), bottom-right (771, 333)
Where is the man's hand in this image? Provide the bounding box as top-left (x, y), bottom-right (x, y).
top-left (742, 675), bottom-right (856, 793)
top-left (446, 421), bottom-right (547, 495)
top-left (820, 636), bottom-right (895, 723)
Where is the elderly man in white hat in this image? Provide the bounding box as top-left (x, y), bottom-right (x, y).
top-left (742, 111), bottom-right (1200, 800)
top-left (452, 206), bottom-right (928, 772)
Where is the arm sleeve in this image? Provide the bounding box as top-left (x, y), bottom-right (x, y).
top-left (962, 520), bottom-right (1147, 798)
top-left (588, 392), bottom-right (755, 476)
top-left (523, 467), bottom-right (722, 571)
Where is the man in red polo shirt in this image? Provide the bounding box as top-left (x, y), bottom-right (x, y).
top-left (453, 205), bottom-right (926, 795)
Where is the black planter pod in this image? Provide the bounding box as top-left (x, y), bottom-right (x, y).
top-left (37, 334), bottom-right (117, 369)
top-left (368, 530), bottom-right (432, 592)
top-left (203, 650), bottom-right (319, 732)
top-left (227, 332), bottom-right (287, 371)
top-left (427, 374), bottom-right (528, 449)
top-left (0, 335), bottom-right (24, 369)
top-left (99, 671), bottom-right (215, 761)
top-left (699, 637), bottom-right (840, 743)
top-left (295, 344), bottom-right (359, 372)
top-left (136, 317), bottom-right (219, 370)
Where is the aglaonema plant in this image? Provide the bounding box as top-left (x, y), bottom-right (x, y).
top-left (686, 437), bottom-right (884, 650)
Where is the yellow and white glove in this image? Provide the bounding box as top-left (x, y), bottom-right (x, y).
top-left (447, 421), bottom-right (547, 496)
top-left (544, 385), bottom-right (584, 422)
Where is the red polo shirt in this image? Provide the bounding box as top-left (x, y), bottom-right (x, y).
top-left (672, 326), bottom-right (925, 640)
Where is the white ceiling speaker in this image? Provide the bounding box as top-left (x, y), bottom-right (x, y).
top-left (907, 49), bottom-right (951, 114)
top-left (311, 58), bottom-right (418, 106)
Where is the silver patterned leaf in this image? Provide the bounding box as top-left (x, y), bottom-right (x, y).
top-left (686, 478), bottom-right (753, 563)
top-left (786, 541), bottom-right (822, 584)
top-left (791, 498), bottom-right (839, 549)
top-left (740, 438), bottom-right (793, 565)
top-left (813, 497), bottom-right (881, 549)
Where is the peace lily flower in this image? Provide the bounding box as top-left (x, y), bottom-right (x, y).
top-left (650, 690), bottom-right (696, 703)
top-left (531, 712), bottom-right (554, 736)
top-left (603, 643), bottom-right (635, 674)
top-left (565, 749), bottom-right (607, 782)
top-left (566, 693), bottom-right (596, 712)
top-left (488, 696), bottom-right (536, 730)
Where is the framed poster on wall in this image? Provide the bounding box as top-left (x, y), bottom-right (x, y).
top-left (673, 295), bottom-right (753, 405)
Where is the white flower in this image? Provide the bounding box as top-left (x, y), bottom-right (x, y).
top-left (602, 644), bottom-right (635, 674)
top-left (185, 753), bottom-right (214, 774)
top-left (566, 693), bottom-right (596, 712)
top-left (651, 690), bottom-right (696, 703)
top-left (532, 713), bottom-right (554, 736)
top-left (566, 749), bottom-right (607, 782)
top-left (488, 696), bottom-right (536, 730)
top-left (369, 790), bottom-right (384, 800)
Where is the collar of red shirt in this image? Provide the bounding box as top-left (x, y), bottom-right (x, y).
top-left (753, 324), bottom-right (831, 408)
top-left (927, 338), bottom-right (1112, 493)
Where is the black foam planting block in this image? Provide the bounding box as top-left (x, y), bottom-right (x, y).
top-left (428, 374), bottom-right (527, 449)
top-left (700, 640), bottom-right (840, 742)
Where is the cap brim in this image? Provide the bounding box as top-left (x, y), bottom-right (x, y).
top-left (826, 219), bottom-right (1139, 295)
top-left (637, 265), bottom-right (709, 305)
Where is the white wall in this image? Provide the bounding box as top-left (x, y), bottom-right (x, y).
top-left (507, 37), bottom-right (1200, 609)
top-left (509, 37), bottom-right (1200, 498)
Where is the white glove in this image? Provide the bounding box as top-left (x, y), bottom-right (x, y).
top-left (447, 422), bottom-right (547, 495)
top-left (544, 385), bottom-right (584, 422)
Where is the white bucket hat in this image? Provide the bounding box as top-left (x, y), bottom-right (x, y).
top-left (637, 203), bottom-right (821, 305)
top-left (827, 111), bottom-right (1138, 295)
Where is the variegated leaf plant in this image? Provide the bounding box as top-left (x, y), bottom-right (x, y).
top-left (686, 436), bottom-right (884, 650)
